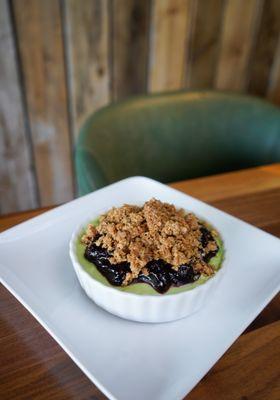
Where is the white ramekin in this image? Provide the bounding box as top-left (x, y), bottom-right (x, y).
top-left (69, 220), bottom-right (225, 323)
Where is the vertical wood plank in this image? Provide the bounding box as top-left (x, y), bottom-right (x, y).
top-left (267, 36), bottom-right (280, 105)
top-left (187, 0), bottom-right (224, 89)
top-left (215, 0), bottom-right (262, 91)
top-left (112, 0), bottom-right (150, 100)
top-left (148, 0), bottom-right (195, 92)
top-left (0, 0), bottom-right (37, 214)
top-left (12, 0), bottom-right (73, 206)
top-left (63, 0), bottom-right (110, 138)
top-left (248, 0), bottom-right (280, 97)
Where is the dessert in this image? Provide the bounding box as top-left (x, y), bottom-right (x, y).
top-left (78, 199), bottom-right (223, 295)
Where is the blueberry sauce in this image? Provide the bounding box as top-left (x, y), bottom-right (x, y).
top-left (84, 227), bottom-right (218, 294)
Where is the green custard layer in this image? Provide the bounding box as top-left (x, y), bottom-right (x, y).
top-left (76, 219), bottom-right (224, 296)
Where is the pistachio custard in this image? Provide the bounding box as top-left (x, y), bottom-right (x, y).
top-left (78, 199), bottom-right (224, 295)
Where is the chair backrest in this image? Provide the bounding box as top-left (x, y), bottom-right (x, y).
top-left (75, 91), bottom-right (280, 195)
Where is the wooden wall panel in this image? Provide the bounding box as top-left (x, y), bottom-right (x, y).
top-left (187, 0), bottom-right (224, 89)
top-left (215, 0), bottom-right (263, 91)
top-left (63, 0), bottom-right (110, 138)
top-left (148, 0), bottom-right (195, 92)
top-left (12, 0), bottom-right (73, 206)
top-left (0, 0), bottom-right (280, 216)
top-left (248, 0), bottom-right (280, 97)
top-left (112, 0), bottom-right (150, 100)
top-left (0, 0), bottom-right (37, 213)
top-left (267, 37), bottom-right (280, 104)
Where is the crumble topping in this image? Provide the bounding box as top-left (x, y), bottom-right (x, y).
top-left (82, 199), bottom-right (218, 285)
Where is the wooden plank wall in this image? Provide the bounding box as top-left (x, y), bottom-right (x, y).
top-left (0, 0), bottom-right (280, 215)
top-left (0, 0), bottom-right (37, 213)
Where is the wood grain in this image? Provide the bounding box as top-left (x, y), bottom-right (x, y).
top-left (0, 285), bottom-right (107, 400)
top-left (0, 206), bottom-right (54, 232)
top-left (212, 187), bottom-right (280, 234)
top-left (1, 163), bottom-right (278, 231)
top-left (248, 0), bottom-right (280, 97)
top-left (187, 0), bottom-right (224, 88)
top-left (170, 163), bottom-right (280, 202)
top-left (1, 0), bottom-right (280, 216)
top-left (186, 321), bottom-right (280, 400)
top-left (267, 23), bottom-right (280, 105)
top-left (112, 0), bottom-right (150, 100)
top-left (148, 0), bottom-right (195, 92)
top-left (215, 0), bottom-right (262, 91)
top-left (63, 0), bottom-right (110, 138)
top-left (0, 165), bottom-right (280, 399)
top-left (172, 165), bottom-right (280, 237)
top-left (0, 0), bottom-right (37, 213)
top-left (12, 0), bottom-right (73, 206)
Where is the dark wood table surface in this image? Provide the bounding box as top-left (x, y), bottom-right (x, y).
top-left (1, 164), bottom-right (280, 400)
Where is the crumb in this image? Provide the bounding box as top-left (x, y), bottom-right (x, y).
top-left (83, 199), bottom-right (217, 285)
top-left (81, 224), bottom-right (97, 245)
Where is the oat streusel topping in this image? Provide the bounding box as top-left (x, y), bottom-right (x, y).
top-left (82, 199), bottom-right (217, 285)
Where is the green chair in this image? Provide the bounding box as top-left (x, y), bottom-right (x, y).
top-left (75, 90), bottom-right (280, 196)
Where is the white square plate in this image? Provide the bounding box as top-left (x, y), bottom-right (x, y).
top-left (1, 177), bottom-right (279, 400)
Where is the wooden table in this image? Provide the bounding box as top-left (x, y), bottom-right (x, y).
top-left (1, 164), bottom-right (280, 400)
